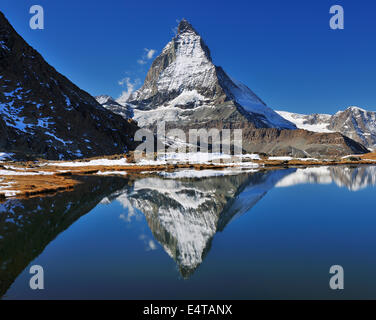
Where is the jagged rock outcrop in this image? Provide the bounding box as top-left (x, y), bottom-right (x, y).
top-left (0, 11), bottom-right (139, 160)
top-left (330, 107), bottom-right (376, 149)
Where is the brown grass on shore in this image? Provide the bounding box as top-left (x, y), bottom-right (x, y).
top-left (0, 174), bottom-right (78, 201)
top-left (1, 152), bottom-right (376, 201)
top-left (360, 152), bottom-right (376, 160)
top-left (0, 163), bottom-right (231, 201)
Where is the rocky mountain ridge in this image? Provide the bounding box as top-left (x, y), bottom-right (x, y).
top-left (277, 106), bottom-right (376, 149)
top-left (95, 95), bottom-right (133, 120)
top-left (0, 11), bottom-right (139, 160)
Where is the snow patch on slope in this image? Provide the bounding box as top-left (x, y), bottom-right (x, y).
top-left (230, 78), bottom-right (296, 129)
top-left (0, 152), bottom-right (14, 161)
top-left (276, 111), bottom-right (333, 133)
top-left (168, 90), bottom-right (205, 107)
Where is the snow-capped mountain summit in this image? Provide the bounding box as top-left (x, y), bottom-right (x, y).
top-left (127, 19), bottom-right (296, 131)
top-left (95, 95), bottom-right (133, 119)
top-left (277, 106), bottom-right (376, 149)
top-left (96, 95), bottom-right (115, 106)
top-left (330, 106), bottom-right (376, 149)
top-left (118, 19), bottom-right (369, 157)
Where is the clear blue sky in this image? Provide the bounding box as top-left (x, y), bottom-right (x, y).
top-left (1, 0), bottom-right (376, 114)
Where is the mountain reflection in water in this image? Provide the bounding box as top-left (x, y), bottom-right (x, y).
top-left (0, 165), bottom-right (376, 297)
top-left (0, 175), bottom-right (132, 297)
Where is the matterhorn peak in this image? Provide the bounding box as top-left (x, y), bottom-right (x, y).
top-left (127, 19), bottom-right (296, 131)
top-left (177, 19), bottom-right (198, 35)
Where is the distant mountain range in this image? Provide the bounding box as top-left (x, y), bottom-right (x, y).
top-left (95, 95), bottom-right (134, 120)
top-left (277, 106), bottom-right (376, 149)
top-left (0, 11), bottom-right (139, 160)
top-left (0, 11), bottom-right (371, 159)
top-left (96, 19), bottom-right (369, 158)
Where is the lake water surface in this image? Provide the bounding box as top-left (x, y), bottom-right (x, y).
top-left (1, 165), bottom-right (376, 299)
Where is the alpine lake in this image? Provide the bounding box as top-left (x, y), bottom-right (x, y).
top-left (1, 165), bottom-right (376, 299)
